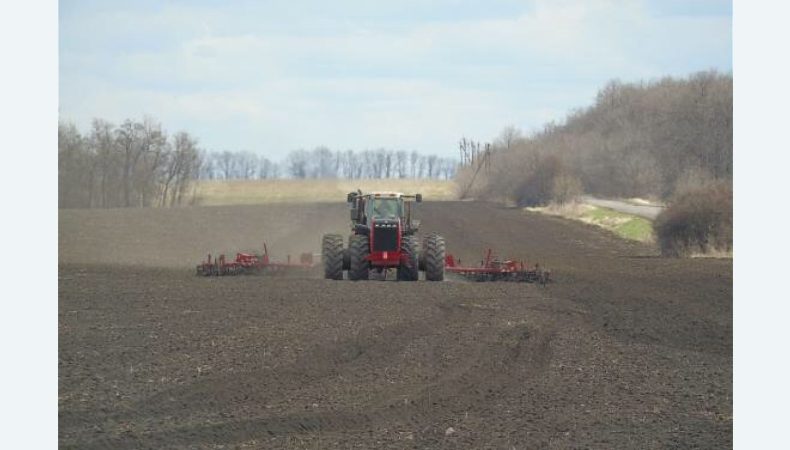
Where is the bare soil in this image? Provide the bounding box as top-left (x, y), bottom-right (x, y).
top-left (59, 201), bottom-right (732, 449)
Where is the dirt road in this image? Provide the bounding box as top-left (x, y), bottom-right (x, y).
top-left (59, 201), bottom-right (731, 448)
top-left (580, 195), bottom-right (664, 219)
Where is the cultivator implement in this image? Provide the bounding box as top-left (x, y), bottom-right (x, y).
top-left (196, 243), bottom-right (316, 276)
top-left (445, 249), bottom-right (550, 284)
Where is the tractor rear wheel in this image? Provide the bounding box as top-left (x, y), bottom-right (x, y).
top-left (423, 233), bottom-right (446, 281)
top-left (322, 234), bottom-right (344, 280)
top-left (348, 234), bottom-right (370, 281)
top-left (344, 235), bottom-right (354, 270)
top-left (397, 235), bottom-right (420, 281)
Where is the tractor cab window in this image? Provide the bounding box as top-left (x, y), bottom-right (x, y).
top-left (369, 198), bottom-right (401, 219)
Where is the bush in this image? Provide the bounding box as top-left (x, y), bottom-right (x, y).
top-left (653, 182), bottom-right (732, 256)
top-left (512, 154), bottom-right (562, 207)
top-left (552, 173), bottom-right (583, 205)
top-left (511, 154), bottom-right (583, 207)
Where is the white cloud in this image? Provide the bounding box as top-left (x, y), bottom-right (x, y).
top-left (59, 0), bottom-right (731, 158)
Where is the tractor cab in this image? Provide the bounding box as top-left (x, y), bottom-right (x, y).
top-left (347, 191), bottom-right (422, 233)
top-left (368, 196), bottom-right (401, 220)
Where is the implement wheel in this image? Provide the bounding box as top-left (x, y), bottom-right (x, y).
top-left (322, 234), bottom-right (344, 280)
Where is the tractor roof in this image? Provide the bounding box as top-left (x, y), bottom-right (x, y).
top-left (365, 191), bottom-right (404, 198)
top-left (348, 191), bottom-right (420, 202)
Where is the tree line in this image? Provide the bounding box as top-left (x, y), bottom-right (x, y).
top-left (457, 70), bottom-right (733, 205)
top-left (59, 117), bottom-right (457, 209)
top-left (59, 118), bottom-right (201, 209)
top-left (200, 147), bottom-right (456, 181)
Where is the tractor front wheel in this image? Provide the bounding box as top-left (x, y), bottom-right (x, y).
top-left (322, 234), bottom-right (344, 280)
top-left (398, 235), bottom-right (420, 281)
top-left (348, 234), bottom-right (370, 281)
top-left (423, 233), bottom-right (446, 281)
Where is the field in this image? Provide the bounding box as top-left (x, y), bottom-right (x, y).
top-left (193, 179), bottom-right (458, 205)
top-left (59, 201), bottom-right (732, 448)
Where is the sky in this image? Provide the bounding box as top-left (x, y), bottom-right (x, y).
top-left (59, 0), bottom-right (732, 159)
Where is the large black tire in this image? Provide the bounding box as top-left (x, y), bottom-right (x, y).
top-left (397, 235), bottom-right (420, 281)
top-left (343, 235), bottom-right (353, 270)
top-left (348, 234), bottom-right (370, 281)
top-left (423, 233), bottom-right (446, 281)
top-left (322, 234), bottom-right (344, 280)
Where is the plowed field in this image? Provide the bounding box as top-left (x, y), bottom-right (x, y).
top-left (59, 202), bottom-right (732, 448)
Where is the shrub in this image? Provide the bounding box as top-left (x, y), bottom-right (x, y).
top-left (512, 154), bottom-right (562, 207)
top-left (653, 181), bottom-right (732, 256)
top-left (552, 173), bottom-right (583, 205)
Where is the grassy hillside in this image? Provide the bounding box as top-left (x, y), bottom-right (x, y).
top-left (193, 179), bottom-right (458, 205)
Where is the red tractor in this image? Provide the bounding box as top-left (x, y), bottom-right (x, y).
top-left (321, 191), bottom-right (446, 281)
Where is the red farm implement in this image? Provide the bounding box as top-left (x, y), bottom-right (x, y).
top-left (196, 243), bottom-right (316, 276)
top-left (445, 249), bottom-right (550, 284)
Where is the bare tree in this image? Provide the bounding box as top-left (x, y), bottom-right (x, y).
top-left (417, 155), bottom-right (426, 178)
top-left (361, 150), bottom-right (376, 179)
top-left (286, 149), bottom-right (309, 178)
top-left (258, 157), bottom-right (277, 179)
top-left (138, 118), bottom-right (167, 206)
top-left (309, 146), bottom-right (335, 178)
top-left (351, 150), bottom-right (364, 179)
top-left (89, 119), bottom-right (118, 208)
top-left (339, 149), bottom-right (353, 178)
top-left (199, 151), bottom-right (216, 180)
top-left (115, 119), bottom-right (143, 207)
top-left (395, 150), bottom-right (408, 178)
top-left (497, 125), bottom-right (522, 151)
top-left (238, 151), bottom-right (258, 180)
top-left (426, 155), bottom-right (438, 178)
top-left (409, 151), bottom-right (419, 178)
top-left (383, 149), bottom-right (393, 178)
top-left (161, 131), bottom-right (200, 206)
top-left (58, 121), bottom-right (88, 208)
top-left (217, 151), bottom-right (236, 180)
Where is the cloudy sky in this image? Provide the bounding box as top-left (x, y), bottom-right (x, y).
top-left (59, 0), bottom-right (732, 159)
